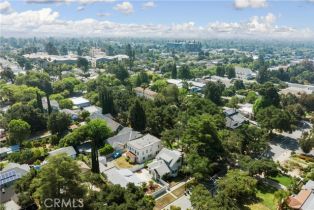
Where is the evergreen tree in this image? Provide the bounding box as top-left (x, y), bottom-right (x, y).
top-left (129, 100), bottom-right (146, 131)
top-left (46, 94), bottom-right (52, 114)
top-left (171, 63), bottom-right (177, 79)
top-left (99, 87), bottom-right (114, 115)
top-left (36, 91), bottom-right (43, 112)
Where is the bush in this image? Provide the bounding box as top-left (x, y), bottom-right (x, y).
top-left (99, 144), bottom-right (114, 156)
top-left (59, 99), bottom-right (73, 109)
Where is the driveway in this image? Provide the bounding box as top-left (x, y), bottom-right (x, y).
top-left (163, 195), bottom-right (192, 210)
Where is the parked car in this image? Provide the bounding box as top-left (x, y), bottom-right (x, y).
top-left (112, 151), bottom-right (122, 159)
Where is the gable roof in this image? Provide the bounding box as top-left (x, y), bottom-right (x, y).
top-left (224, 108), bottom-right (248, 129)
top-left (287, 189), bottom-right (312, 209)
top-left (107, 128), bottom-right (142, 149)
top-left (89, 112), bottom-right (123, 132)
top-left (148, 160), bottom-right (171, 178)
top-left (156, 148), bottom-right (181, 168)
top-left (127, 134), bottom-right (161, 150)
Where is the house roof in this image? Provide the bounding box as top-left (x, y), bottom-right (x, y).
top-left (70, 97), bottom-right (90, 106)
top-left (148, 160), bottom-right (171, 178)
top-left (287, 189), bottom-right (312, 209)
top-left (83, 105), bottom-right (102, 114)
top-left (224, 108), bottom-right (248, 129)
top-left (0, 163), bottom-right (30, 186)
top-left (48, 146), bottom-right (77, 157)
top-left (303, 180), bottom-right (314, 190)
top-left (156, 148), bottom-right (181, 168)
top-left (103, 167), bottom-right (144, 188)
top-left (89, 112), bottom-right (122, 132)
top-left (107, 128), bottom-right (142, 149)
top-left (127, 134), bottom-right (161, 150)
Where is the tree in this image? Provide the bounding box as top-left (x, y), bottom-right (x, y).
top-left (226, 65), bottom-right (236, 79)
top-left (31, 154), bottom-right (86, 208)
top-left (234, 80), bottom-right (245, 90)
top-left (178, 64), bottom-right (192, 79)
top-left (45, 42), bottom-right (58, 55)
top-left (8, 119), bottom-right (31, 145)
top-left (0, 66), bottom-right (15, 83)
top-left (47, 112), bottom-right (71, 135)
top-left (99, 86), bottom-right (114, 115)
top-left (256, 67), bottom-right (270, 84)
top-left (171, 63), bottom-right (177, 79)
top-left (115, 63), bottom-right (129, 81)
top-left (86, 119), bottom-right (112, 173)
top-left (5, 103), bottom-right (46, 132)
top-left (77, 45), bottom-right (83, 56)
top-left (256, 106), bottom-right (296, 134)
top-left (36, 91), bottom-right (44, 112)
top-left (204, 81), bottom-right (225, 105)
top-left (216, 65), bottom-right (225, 77)
top-left (59, 98), bottom-right (73, 109)
top-left (274, 190), bottom-right (289, 210)
top-left (77, 57), bottom-right (89, 73)
top-left (191, 185), bottom-right (220, 210)
top-left (99, 144), bottom-right (114, 156)
top-left (217, 169), bottom-right (257, 206)
top-left (129, 100), bottom-right (146, 132)
top-left (126, 43), bottom-right (135, 70)
top-left (299, 130), bottom-right (314, 153)
top-left (60, 45), bottom-right (68, 55)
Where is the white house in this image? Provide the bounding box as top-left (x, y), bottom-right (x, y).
top-left (148, 148), bottom-right (182, 180)
top-left (70, 97), bottom-right (91, 108)
top-left (126, 134), bottom-right (162, 163)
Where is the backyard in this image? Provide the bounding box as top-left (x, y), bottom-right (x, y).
top-left (248, 183), bottom-right (278, 210)
top-left (114, 156), bottom-right (133, 169)
top-left (154, 193), bottom-right (176, 210)
top-left (269, 174), bottom-right (293, 187)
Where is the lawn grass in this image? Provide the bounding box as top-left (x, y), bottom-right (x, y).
top-left (270, 174), bottom-right (293, 187)
top-left (114, 156), bottom-right (133, 168)
top-left (154, 193), bottom-right (176, 210)
top-left (249, 182), bottom-right (278, 210)
top-left (172, 184), bottom-right (187, 197)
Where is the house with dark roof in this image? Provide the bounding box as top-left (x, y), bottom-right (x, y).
top-left (223, 108), bottom-right (248, 129)
top-left (106, 127), bottom-right (142, 151)
top-left (147, 148), bottom-right (182, 180)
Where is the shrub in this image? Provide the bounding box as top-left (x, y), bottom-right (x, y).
top-left (99, 144), bottom-right (114, 156)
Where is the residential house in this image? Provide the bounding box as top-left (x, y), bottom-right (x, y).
top-left (89, 112), bottom-right (123, 133)
top-left (60, 109), bottom-right (79, 120)
top-left (106, 127), bottom-right (142, 151)
top-left (148, 148), bottom-right (182, 180)
top-left (0, 163), bottom-right (30, 203)
top-left (134, 87), bottom-right (158, 100)
top-left (287, 180), bottom-right (314, 210)
top-left (126, 134), bottom-right (162, 163)
top-left (70, 97), bottom-right (91, 108)
top-left (103, 168), bottom-right (145, 188)
top-left (223, 108), bottom-right (248, 129)
top-left (235, 67), bottom-right (256, 80)
top-left (48, 146), bottom-right (77, 158)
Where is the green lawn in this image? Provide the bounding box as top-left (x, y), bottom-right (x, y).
top-left (270, 174), bottom-right (293, 187)
top-left (248, 183), bottom-right (278, 210)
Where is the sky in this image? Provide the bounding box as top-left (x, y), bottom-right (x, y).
top-left (0, 0), bottom-right (314, 39)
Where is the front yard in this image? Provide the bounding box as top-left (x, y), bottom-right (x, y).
top-left (154, 193), bottom-right (176, 210)
top-left (114, 156), bottom-right (133, 169)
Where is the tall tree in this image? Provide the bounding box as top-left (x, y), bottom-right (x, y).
top-left (99, 86), bottom-right (114, 115)
top-left (129, 100), bottom-right (146, 132)
top-left (36, 91), bottom-right (44, 112)
top-left (178, 64), bottom-right (192, 79)
top-left (77, 57), bottom-right (89, 73)
top-left (45, 42), bottom-right (58, 55)
top-left (8, 119), bottom-right (31, 145)
top-left (47, 112), bottom-right (71, 135)
top-left (216, 65), bottom-right (225, 77)
top-left (204, 81), bottom-right (225, 105)
top-left (0, 66), bottom-right (15, 83)
top-left (31, 154), bottom-right (86, 207)
top-left (226, 65), bottom-right (236, 79)
top-left (86, 119), bottom-right (112, 173)
top-left (171, 63), bottom-right (177, 79)
top-left (126, 43), bottom-right (135, 70)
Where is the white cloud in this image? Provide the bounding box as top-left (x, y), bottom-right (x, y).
top-left (26, 0), bottom-right (114, 4)
top-left (79, 0), bottom-right (115, 5)
top-left (234, 0), bottom-right (267, 9)
top-left (114, 1), bottom-right (133, 14)
top-left (97, 12), bottom-right (111, 17)
top-left (142, 1), bottom-right (155, 10)
top-left (26, 0), bottom-right (72, 3)
top-left (0, 9), bottom-right (313, 40)
top-left (0, 1), bottom-right (13, 14)
top-left (77, 6), bottom-right (84, 12)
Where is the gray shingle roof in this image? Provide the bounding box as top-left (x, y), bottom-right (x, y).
top-left (148, 160), bottom-right (170, 178)
top-left (107, 128), bottom-right (142, 149)
top-left (89, 112), bottom-right (123, 132)
top-left (127, 134), bottom-right (161, 150)
top-left (48, 146), bottom-right (77, 157)
top-left (156, 148), bottom-right (181, 168)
